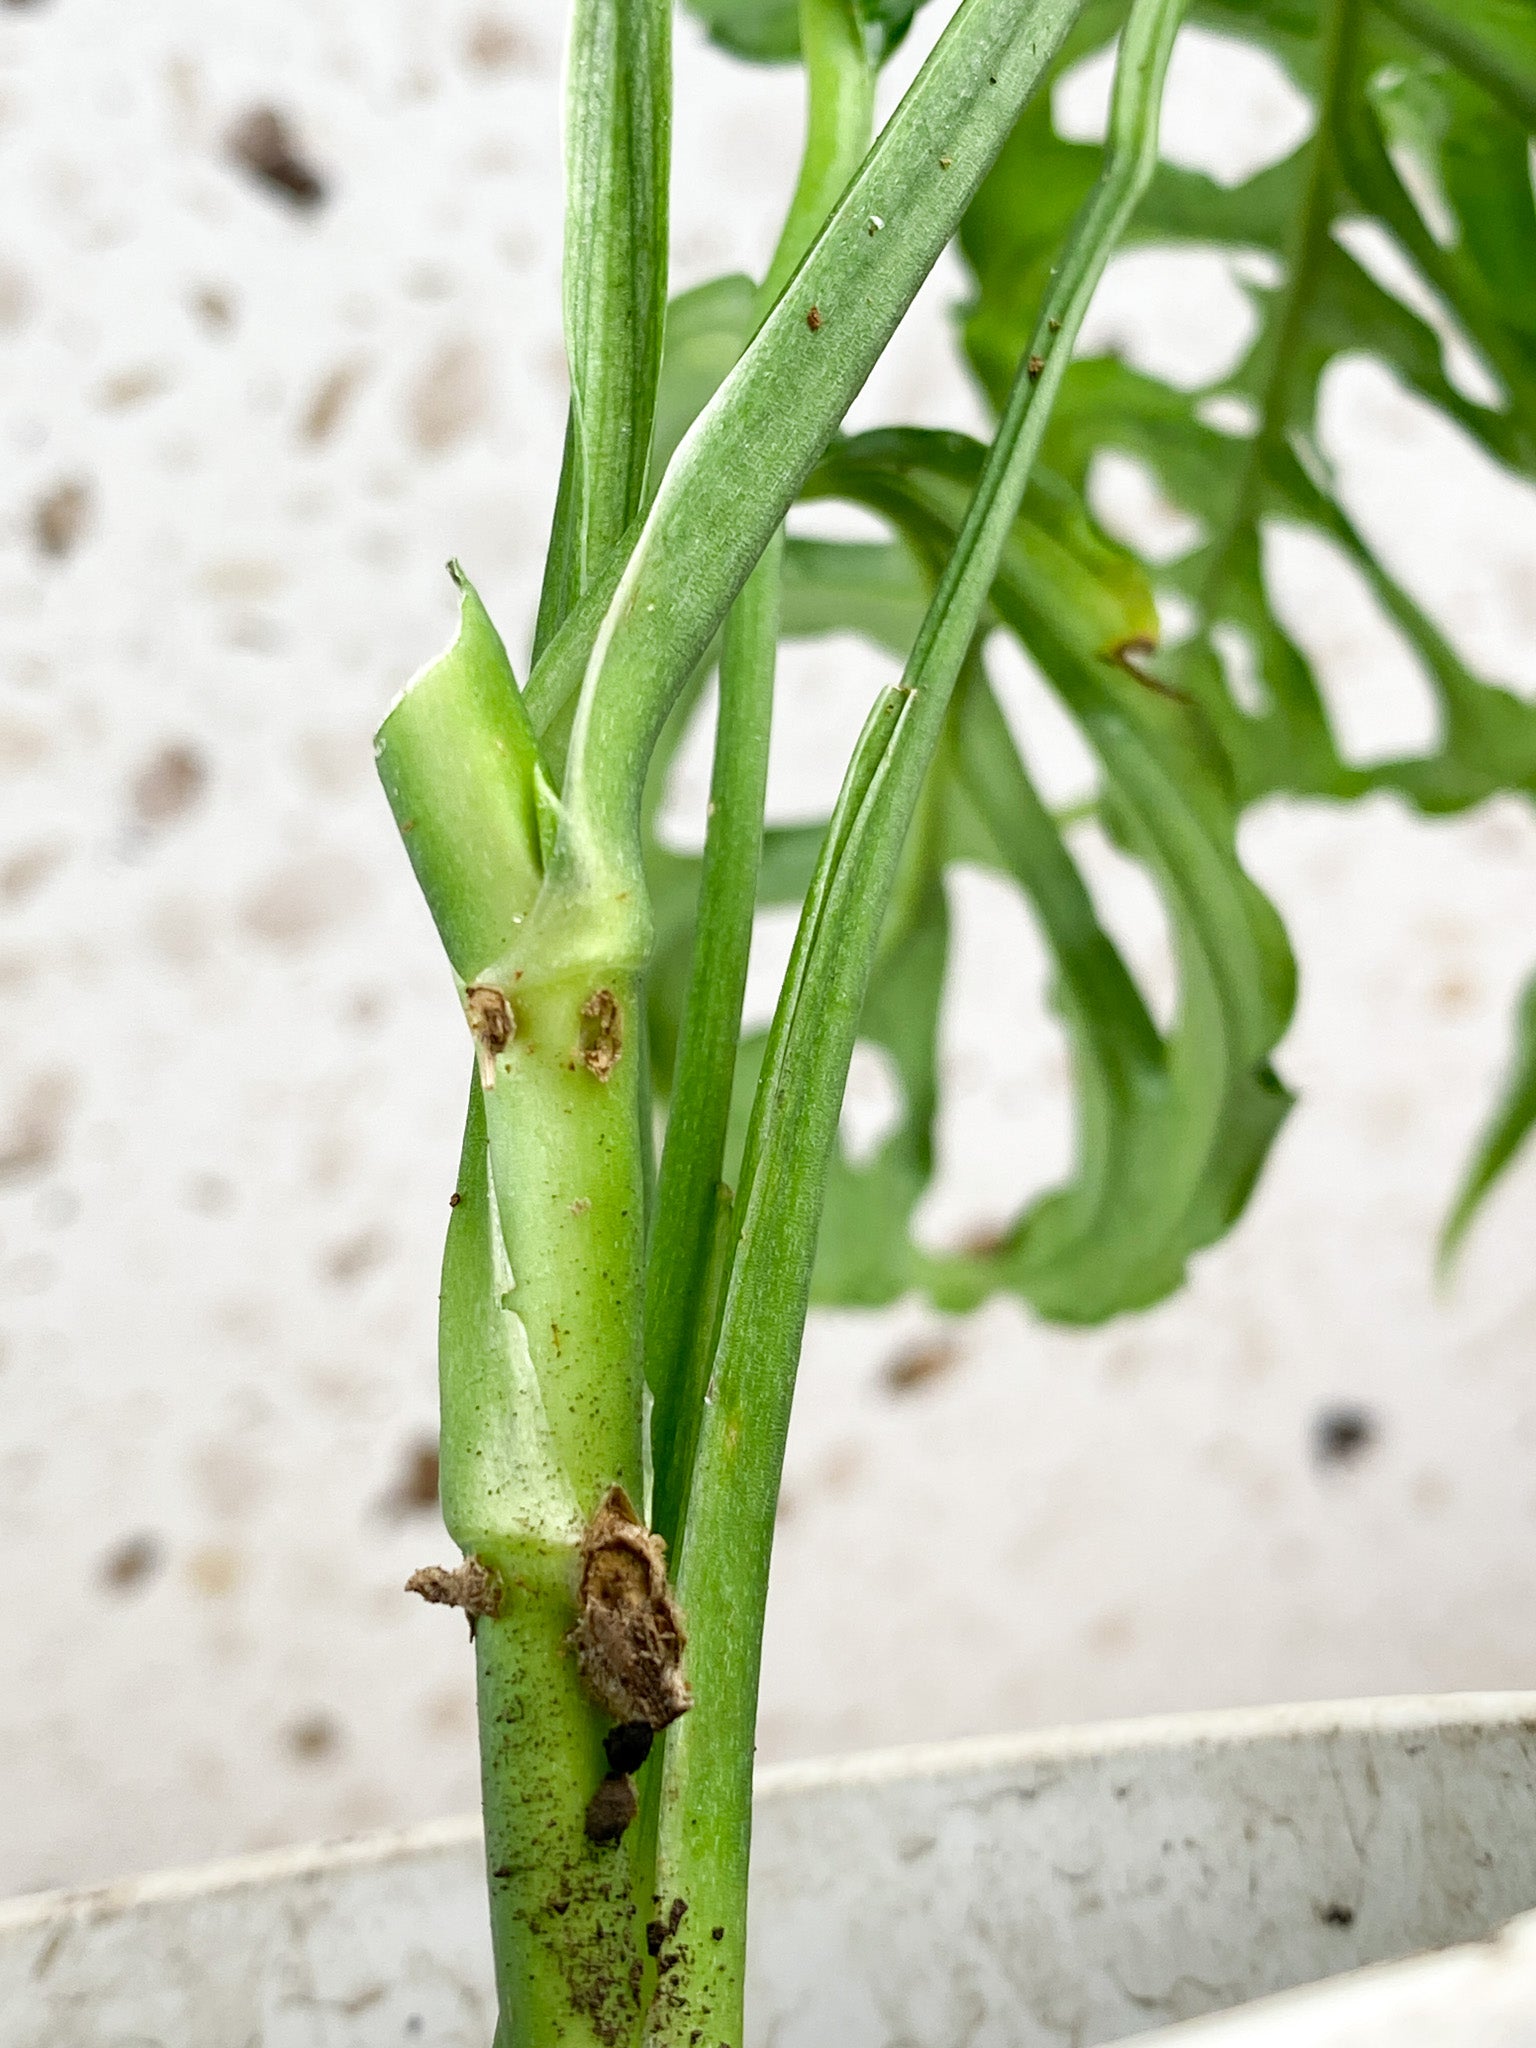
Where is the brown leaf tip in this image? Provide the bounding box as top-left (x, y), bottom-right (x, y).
top-left (571, 1486), bottom-right (691, 1730)
top-left (579, 988), bottom-right (622, 1080)
top-left (405, 1556), bottom-right (502, 1618)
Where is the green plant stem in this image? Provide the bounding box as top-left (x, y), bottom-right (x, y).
top-left (647, 0), bottom-right (876, 1553)
top-left (758, 0), bottom-right (876, 320)
top-left (392, 9), bottom-right (673, 2042)
top-left (381, 583), bottom-right (654, 2048)
top-left (646, 531), bottom-right (782, 1547)
top-left (646, 5), bottom-right (1185, 2040)
top-left (536, 0), bottom-right (672, 652)
top-left (440, 1092), bottom-right (636, 2048)
top-left (1198, 0), bottom-right (1349, 608)
top-left (555, 0), bottom-right (1087, 900)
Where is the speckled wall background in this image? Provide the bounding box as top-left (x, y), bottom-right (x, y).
top-left (2, 0), bottom-right (1535, 1900)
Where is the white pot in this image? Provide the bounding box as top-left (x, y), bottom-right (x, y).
top-left (4, 1694), bottom-right (1535, 2048)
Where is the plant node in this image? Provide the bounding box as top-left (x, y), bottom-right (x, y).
top-left (571, 1486), bottom-right (691, 1728)
top-left (579, 988), bottom-right (623, 1080)
top-left (464, 983), bottom-right (515, 1088)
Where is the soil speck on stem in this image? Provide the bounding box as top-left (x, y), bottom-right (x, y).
top-left (583, 1774), bottom-right (638, 1844)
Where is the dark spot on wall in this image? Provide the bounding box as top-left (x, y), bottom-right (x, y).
top-left (186, 1172), bottom-right (234, 1215)
top-left (1313, 1404), bottom-right (1377, 1469)
top-left (1316, 1901), bottom-right (1355, 1927)
top-left (0, 262), bottom-right (30, 331)
top-left (186, 1544), bottom-right (243, 1598)
top-left (241, 855), bottom-right (370, 948)
top-left (300, 359), bottom-right (366, 444)
top-left (324, 1228), bottom-right (390, 1286)
top-left (0, 1072), bottom-right (72, 1183)
top-left (226, 107), bottom-right (327, 210)
top-left (101, 1533), bottom-right (163, 1593)
top-left (98, 366), bottom-right (167, 410)
top-left (882, 1339), bottom-right (961, 1395)
top-left (192, 286), bottom-right (234, 332)
top-left (407, 337), bottom-right (492, 454)
top-left (285, 1712), bottom-right (342, 1762)
top-left (34, 479), bottom-right (90, 558)
top-left (379, 1436), bottom-right (440, 1518)
top-left (0, 840), bottom-right (65, 903)
top-left (466, 14), bottom-right (535, 69)
top-left (131, 742), bottom-right (207, 827)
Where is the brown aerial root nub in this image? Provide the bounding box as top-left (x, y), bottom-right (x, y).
top-left (405, 1556), bottom-right (502, 1618)
top-left (465, 984), bottom-right (515, 1087)
top-left (571, 1486), bottom-right (691, 1730)
top-left (583, 1772), bottom-right (639, 1846)
top-left (578, 988), bottom-right (622, 1081)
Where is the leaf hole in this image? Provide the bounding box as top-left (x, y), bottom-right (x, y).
top-left (1211, 621), bottom-right (1269, 718)
top-left (909, 863), bottom-right (1073, 1257)
top-left (986, 630), bottom-right (1097, 813)
top-left (1054, 25), bottom-right (1313, 188)
top-left (1077, 246), bottom-right (1262, 392)
top-left (1260, 518), bottom-right (1445, 765)
top-left (1088, 451), bottom-right (1205, 566)
top-left (1319, 357), bottom-right (1536, 703)
top-left (1332, 217), bottom-right (1504, 412)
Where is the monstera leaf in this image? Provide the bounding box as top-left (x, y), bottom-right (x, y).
top-left (683, 0), bottom-right (934, 64)
top-left (797, 429), bottom-right (1296, 1320)
top-left (958, 0), bottom-right (1536, 1250)
top-left (646, 0), bottom-right (1536, 1318)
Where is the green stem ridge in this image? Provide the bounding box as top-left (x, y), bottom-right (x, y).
top-left (758, 0), bottom-right (877, 320)
top-left (646, 531), bottom-right (782, 1551)
top-left (646, 3), bottom-right (1186, 2040)
top-left (647, 0), bottom-right (877, 1557)
top-left (392, 6), bottom-right (674, 2043)
top-left (539, 0), bottom-right (673, 650)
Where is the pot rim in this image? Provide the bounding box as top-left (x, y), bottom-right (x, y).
top-left (7, 1688), bottom-right (1535, 1934)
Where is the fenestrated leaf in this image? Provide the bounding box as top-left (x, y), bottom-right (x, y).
top-left (963, 0), bottom-right (1536, 815)
top-left (960, 0), bottom-right (1536, 1254)
top-left (804, 426), bottom-right (1296, 1319)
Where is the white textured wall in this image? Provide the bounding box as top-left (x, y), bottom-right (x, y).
top-left (2, 0), bottom-right (1535, 1899)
